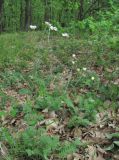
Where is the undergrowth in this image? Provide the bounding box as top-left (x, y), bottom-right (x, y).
top-left (0, 12), bottom-right (119, 159)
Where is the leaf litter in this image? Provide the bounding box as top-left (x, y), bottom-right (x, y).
top-left (0, 46), bottom-right (119, 160)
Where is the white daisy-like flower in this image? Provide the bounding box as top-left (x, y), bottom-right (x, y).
top-left (91, 77), bottom-right (95, 80)
top-left (77, 68), bottom-right (80, 72)
top-left (50, 26), bottom-right (54, 30)
top-left (83, 67), bottom-right (87, 71)
top-left (45, 21), bottom-right (52, 27)
top-left (45, 22), bottom-right (58, 31)
top-left (72, 54), bottom-right (76, 58)
top-left (49, 26), bottom-right (58, 31)
top-left (62, 33), bottom-right (69, 38)
top-left (53, 26), bottom-right (58, 31)
top-left (29, 25), bottom-right (37, 30)
top-left (72, 61), bottom-right (75, 64)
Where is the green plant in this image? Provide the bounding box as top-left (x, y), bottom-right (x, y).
top-left (68, 116), bottom-right (90, 128)
top-left (0, 127), bottom-right (59, 160)
top-left (17, 127), bottom-right (59, 160)
top-left (24, 112), bottom-right (44, 126)
top-left (58, 139), bottom-right (81, 158)
top-left (35, 93), bottom-right (63, 111)
top-left (77, 93), bottom-right (103, 122)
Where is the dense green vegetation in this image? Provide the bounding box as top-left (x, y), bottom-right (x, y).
top-left (0, 0), bottom-right (119, 32)
top-left (0, 1), bottom-right (119, 160)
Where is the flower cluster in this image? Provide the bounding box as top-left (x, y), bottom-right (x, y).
top-left (62, 33), bottom-right (69, 38)
top-left (45, 22), bottom-right (58, 31)
top-left (29, 25), bottom-right (37, 30)
top-left (29, 24), bottom-right (95, 83)
top-left (82, 68), bottom-right (95, 81)
top-left (71, 55), bottom-right (96, 81)
top-left (45, 21), bottom-right (69, 37)
top-left (71, 54), bottom-right (76, 65)
top-left (45, 22), bottom-right (51, 27)
top-left (29, 23), bottom-right (70, 38)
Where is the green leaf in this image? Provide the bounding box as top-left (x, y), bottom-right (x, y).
top-left (64, 97), bottom-right (76, 113)
top-left (26, 149), bottom-right (34, 156)
top-left (106, 133), bottom-right (119, 139)
top-left (105, 144), bottom-right (114, 151)
top-left (0, 111), bottom-right (6, 117)
top-left (19, 88), bottom-right (31, 95)
top-left (10, 108), bottom-right (17, 117)
top-left (114, 141), bottom-right (119, 147)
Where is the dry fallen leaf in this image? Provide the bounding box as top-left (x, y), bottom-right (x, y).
top-left (67, 154), bottom-right (73, 160)
top-left (95, 153), bottom-right (105, 160)
top-left (42, 108), bottom-right (48, 113)
top-left (113, 79), bottom-right (119, 85)
top-left (0, 142), bottom-right (8, 158)
top-left (106, 68), bottom-right (113, 73)
top-left (94, 131), bottom-right (105, 139)
top-left (73, 127), bottom-right (82, 138)
top-left (49, 111), bottom-right (57, 118)
top-left (87, 145), bottom-right (97, 160)
top-left (73, 153), bottom-right (84, 160)
top-left (96, 145), bottom-right (107, 155)
top-left (45, 119), bottom-right (59, 130)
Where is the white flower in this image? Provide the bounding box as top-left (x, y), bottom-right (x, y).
top-left (62, 33), bottom-right (69, 38)
top-left (91, 77), bottom-right (95, 80)
top-left (77, 68), bottom-right (80, 72)
top-left (45, 21), bottom-right (52, 27)
top-left (53, 27), bottom-right (58, 31)
top-left (50, 25), bottom-right (54, 30)
top-left (45, 21), bottom-right (58, 31)
top-left (72, 61), bottom-right (75, 64)
top-left (29, 25), bottom-right (37, 30)
top-left (83, 67), bottom-right (87, 71)
top-left (50, 26), bottom-right (58, 31)
top-left (72, 54), bottom-right (76, 58)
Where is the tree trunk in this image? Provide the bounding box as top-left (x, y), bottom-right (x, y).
top-left (0, 0), bottom-right (4, 32)
top-left (25, 0), bottom-right (32, 30)
top-left (78, 0), bottom-right (84, 20)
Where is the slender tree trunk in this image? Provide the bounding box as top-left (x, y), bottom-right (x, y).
top-left (44, 0), bottom-right (50, 22)
top-left (98, 0), bottom-right (100, 10)
top-left (0, 0), bottom-right (4, 32)
top-left (78, 0), bottom-right (84, 20)
top-left (20, 0), bottom-right (25, 30)
top-left (25, 0), bottom-right (32, 30)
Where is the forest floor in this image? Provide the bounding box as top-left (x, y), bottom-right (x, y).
top-left (0, 31), bottom-right (119, 160)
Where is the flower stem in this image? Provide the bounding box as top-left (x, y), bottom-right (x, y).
top-left (48, 28), bottom-right (51, 43)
